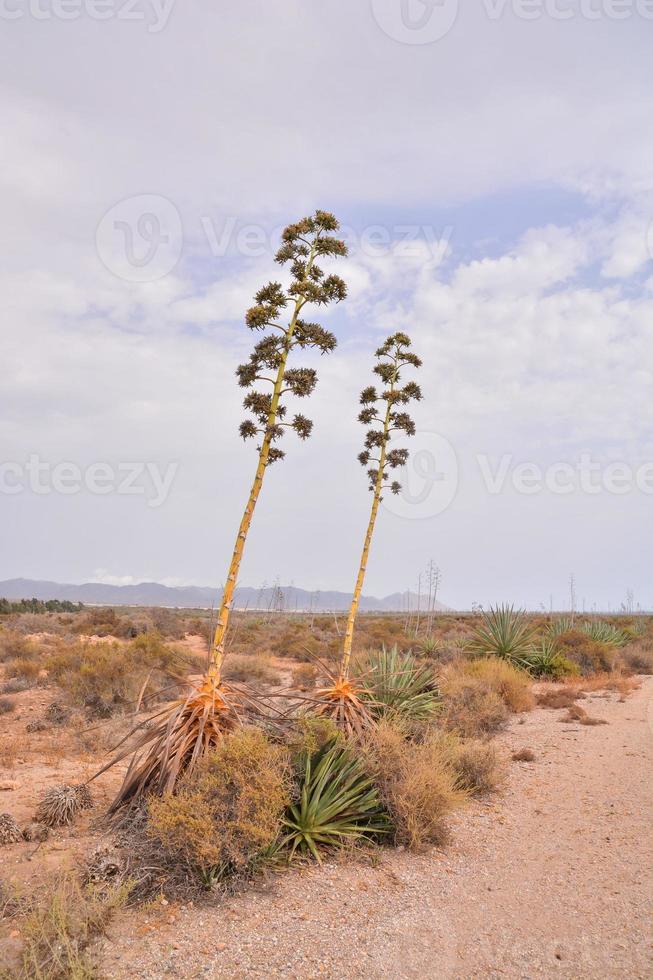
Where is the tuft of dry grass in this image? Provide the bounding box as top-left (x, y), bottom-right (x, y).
top-left (443, 735), bottom-right (506, 795)
top-left (0, 696), bottom-right (15, 714)
top-left (536, 688), bottom-right (584, 709)
top-left (363, 721), bottom-right (467, 850)
top-left (0, 631), bottom-right (39, 663)
top-left (512, 748), bottom-right (536, 762)
top-left (14, 874), bottom-right (130, 980)
top-left (222, 653), bottom-right (281, 686)
top-left (559, 703), bottom-right (608, 726)
top-left (147, 727), bottom-right (291, 876)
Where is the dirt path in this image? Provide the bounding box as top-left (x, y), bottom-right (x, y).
top-left (101, 679), bottom-right (653, 979)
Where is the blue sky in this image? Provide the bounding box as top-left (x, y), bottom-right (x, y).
top-left (0, 2), bottom-right (651, 611)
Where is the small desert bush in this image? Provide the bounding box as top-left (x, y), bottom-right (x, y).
top-left (15, 874), bottom-right (130, 980)
top-left (440, 677), bottom-right (509, 738)
top-left (5, 657), bottom-right (42, 682)
top-left (0, 631), bottom-right (38, 663)
top-left (621, 642), bottom-right (653, 675)
top-left (554, 630), bottom-right (617, 675)
top-left (222, 653), bottom-right (281, 686)
top-left (291, 662), bottom-right (319, 689)
top-left (433, 732), bottom-right (505, 796)
top-left (363, 722), bottom-right (466, 849)
top-left (512, 748), bottom-right (536, 762)
top-left (453, 658), bottom-right (534, 712)
top-left (0, 696), bottom-right (15, 714)
top-left (147, 728), bottom-right (291, 877)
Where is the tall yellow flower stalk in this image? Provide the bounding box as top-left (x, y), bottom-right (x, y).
top-left (100, 212), bottom-right (347, 808)
top-left (313, 333), bottom-right (422, 735)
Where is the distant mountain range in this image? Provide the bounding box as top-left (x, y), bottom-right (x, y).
top-left (0, 578), bottom-right (450, 613)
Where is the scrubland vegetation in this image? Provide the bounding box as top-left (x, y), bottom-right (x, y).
top-left (1, 211), bottom-right (650, 975)
top-left (1, 600), bottom-right (650, 980)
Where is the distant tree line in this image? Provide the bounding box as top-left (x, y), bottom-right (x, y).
top-left (0, 597), bottom-right (84, 614)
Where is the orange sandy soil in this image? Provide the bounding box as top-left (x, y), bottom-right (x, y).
top-left (0, 643), bottom-right (651, 979)
top-left (96, 679), bottom-right (652, 980)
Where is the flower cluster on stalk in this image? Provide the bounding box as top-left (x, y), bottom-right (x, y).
top-left (237, 212), bottom-right (347, 463)
top-left (357, 332), bottom-right (422, 494)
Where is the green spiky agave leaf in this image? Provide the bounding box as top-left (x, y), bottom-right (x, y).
top-left (280, 739), bottom-right (388, 863)
top-left (361, 645), bottom-right (441, 721)
top-left (467, 605), bottom-right (537, 663)
top-left (580, 621), bottom-right (629, 647)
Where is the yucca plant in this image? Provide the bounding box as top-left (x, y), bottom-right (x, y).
top-left (279, 739), bottom-right (388, 862)
top-left (467, 604), bottom-right (537, 663)
top-left (521, 638), bottom-right (577, 679)
top-left (546, 616), bottom-right (576, 637)
top-left (98, 212), bottom-right (347, 809)
top-left (363, 645), bottom-right (440, 722)
top-left (312, 333), bottom-right (422, 733)
top-left (580, 621), bottom-right (629, 647)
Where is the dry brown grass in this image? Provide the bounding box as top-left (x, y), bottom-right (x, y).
top-left (12, 874), bottom-right (130, 980)
top-left (147, 728), bottom-right (291, 875)
top-left (536, 688), bottom-right (584, 710)
top-left (440, 678), bottom-right (509, 738)
top-left (443, 736), bottom-right (506, 795)
top-left (621, 641), bottom-right (653, 675)
top-left (363, 721), bottom-right (467, 849)
top-left (512, 748), bottom-right (536, 762)
top-left (559, 703), bottom-right (608, 726)
top-left (0, 631), bottom-right (39, 663)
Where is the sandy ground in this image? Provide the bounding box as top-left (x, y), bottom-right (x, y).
top-left (98, 677), bottom-right (653, 980)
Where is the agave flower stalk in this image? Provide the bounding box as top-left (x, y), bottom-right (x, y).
top-left (312, 333), bottom-right (422, 733)
top-left (209, 211), bottom-right (347, 682)
top-left (98, 212), bottom-right (347, 808)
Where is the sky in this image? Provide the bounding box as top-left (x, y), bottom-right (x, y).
top-left (1, 0), bottom-right (652, 611)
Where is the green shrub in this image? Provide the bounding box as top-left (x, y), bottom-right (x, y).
top-left (554, 631), bottom-right (617, 675)
top-left (148, 728), bottom-right (291, 876)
